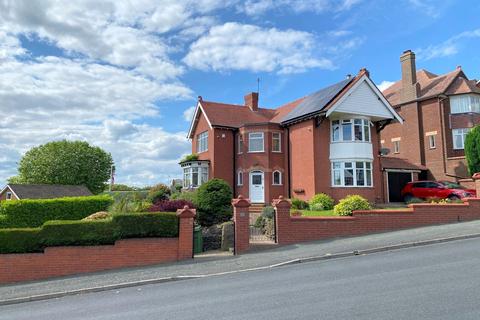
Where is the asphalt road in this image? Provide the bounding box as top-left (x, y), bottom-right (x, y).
top-left (2, 238), bottom-right (480, 320)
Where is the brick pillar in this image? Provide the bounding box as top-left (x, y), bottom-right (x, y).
top-left (473, 173), bottom-right (480, 198)
top-left (176, 206), bottom-right (196, 260)
top-left (273, 196), bottom-right (291, 245)
top-left (232, 195), bottom-right (251, 254)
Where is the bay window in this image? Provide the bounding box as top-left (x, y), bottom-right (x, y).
top-left (196, 131), bottom-right (208, 153)
top-left (450, 94), bottom-right (480, 114)
top-left (453, 128), bottom-right (471, 149)
top-left (272, 132), bottom-right (281, 152)
top-left (331, 119), bottom-right (370, 142)
top-left (248, 132), bottom-right (264, 152)
top-left (332, 161), bottom-right (373, 187)
top-left (238, 134), bottom-right (244, 154)
top-left (182, 164), bottom-right (209, 188)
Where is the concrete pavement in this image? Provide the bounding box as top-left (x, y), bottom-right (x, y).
top-left (2, 236), bottom-right (480, 319)
top-left (2, 219), bottom-right (480, 305)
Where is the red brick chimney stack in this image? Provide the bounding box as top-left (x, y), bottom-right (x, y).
top-left (244, 92), bottom-right (259, 111)
top-left (400, 50), bottom-right (420, 102)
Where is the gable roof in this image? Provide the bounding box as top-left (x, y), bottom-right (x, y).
top-left (188, 69), bottom-right (400, 137)
top-left (2, 184), bottom-right (93, 200)
top-left (383, 68), bottom-right (480, 106)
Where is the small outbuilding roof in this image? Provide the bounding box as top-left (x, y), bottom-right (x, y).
top-left (2, 184), bottom-right (93, 200)
top-left (381, 157), bottom-right (427, 171)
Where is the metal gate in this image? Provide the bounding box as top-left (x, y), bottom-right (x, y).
top-left (249, 207), bottom-right (276, 244)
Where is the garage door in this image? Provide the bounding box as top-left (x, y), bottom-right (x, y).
top-left (388, 172), bottom-right (412, 202)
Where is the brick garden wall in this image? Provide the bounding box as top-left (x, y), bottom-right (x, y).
top-left (0, 207), bottom-right (196, 284)
top-left (274, 197), bottom-right (480, 245)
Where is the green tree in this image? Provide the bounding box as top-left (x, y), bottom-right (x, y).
top-left (196, 178), bottom-right (233, 226)
top-left (465, 126), bottom-right (480, 175)
top-left (13, 140), bottom-right (113, 194)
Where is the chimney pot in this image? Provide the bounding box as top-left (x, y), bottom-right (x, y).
top-left (197, 96), bottom-right (203, 101)
top-left (244, 92), bottom-right (259, 111)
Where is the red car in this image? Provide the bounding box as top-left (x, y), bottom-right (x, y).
top-left (401, 180), bottom-right (476, 202)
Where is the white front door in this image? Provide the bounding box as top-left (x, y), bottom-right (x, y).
top-left (249, 171), bottom-right (265, 203)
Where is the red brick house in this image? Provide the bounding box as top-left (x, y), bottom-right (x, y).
top-left (380, 50), bottom-right (480, 201)
top-left (184, 68), bottom-right (403, 204)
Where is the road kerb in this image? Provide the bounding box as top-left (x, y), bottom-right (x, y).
top-left (2, 232), bottom-right (480, 306)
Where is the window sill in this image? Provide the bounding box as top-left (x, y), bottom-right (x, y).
top-left (196, 150), bottom-right (208, 154)
top-left (272, 151), bottom-right (282, 153)
top-left (248, 151), bottom-right (265, 153)
top-left (272, 184), bottom-right (283, 186)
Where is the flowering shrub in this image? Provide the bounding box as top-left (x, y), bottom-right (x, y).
top-left (148, 200), bottom-right (195, 212)
top-left (334, 195), bottom-right (372, 216)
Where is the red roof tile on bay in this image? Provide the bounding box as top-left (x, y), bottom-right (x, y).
top-left (200, 97), bottom-right (305, 128)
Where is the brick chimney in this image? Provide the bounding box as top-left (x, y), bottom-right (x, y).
top-left (400, 50), bottom-right (420, 102)
top-left (244, 92), bottom-right (259, 111)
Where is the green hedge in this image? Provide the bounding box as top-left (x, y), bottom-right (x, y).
top-left (41, 220), bottom-right (118, 247)
top-left (114, 212), bottom-right (178, 238)
top-left (0, 212), bottom-right (178, 254)
top-left (0, 195), bottom-right (114, 228)
top-left (0, 228), bottom-right (42, 253)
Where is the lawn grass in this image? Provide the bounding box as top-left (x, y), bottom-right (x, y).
top-left (293, 209), bottom-right (337, 217)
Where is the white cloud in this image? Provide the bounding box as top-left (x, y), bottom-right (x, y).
top-left (377, 81), bottom-right (394, 91)
top-left (0, 30), bottom-right (25, 61)
top-left (416, 28), bottom-right (480, 60)
top-left (183, 106), bottom-right (196, 122)
top-left (408, 0), bottom-right (441, 18)
top-left (184, 22), bottom-right (334, 74)
top-left (0, 0), bottom-right (366, 186)
top-left (240, 0), bottom-right (362, 16)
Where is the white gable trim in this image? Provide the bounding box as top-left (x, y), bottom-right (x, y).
top-left (0, 185), bottom-right (20, 199)
top-left (326, 75), bottom-right (403, 123)
top-left (187, 102), bottom-right (213, 139)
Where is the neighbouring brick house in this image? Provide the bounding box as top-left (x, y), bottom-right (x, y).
top-left (183, 68), bottom-right (403, 204)
top-left (0, 184), bottom-right (93, 201)
top-left (380, 50), bottom-right (480, 201)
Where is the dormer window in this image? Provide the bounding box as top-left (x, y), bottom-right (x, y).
top-left (331, 119), bottom-right (370, 142)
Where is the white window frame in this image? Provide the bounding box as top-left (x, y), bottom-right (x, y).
top-left (331, 119), bottom-right (371, 143)
top-left (196, 131), bottom-right (208, 153)
top-left (429, 135), bottom-right (436, 149)
top-left (248, 132), bottom-right (264, 153)
top-left (393, 141), bottom-right (400, 153)
top-left (450, 94), bottom-right (480, 114)
top-left (272, 132), bottom-right (281, 152)
top-left (6, 192), bottom-right (12, 200)
top-left (237, 170), bottom-right (243, 186)
top-left (237, 134), bottom-right (243, 154)
top-left (183, 165), bottom-right (209, 188)
top-left (272, 170), bottom-right (282, 185)
top-left (331, 161), bottom-right (373, 187)
top-left (453, 128), bottom-right (471, 150)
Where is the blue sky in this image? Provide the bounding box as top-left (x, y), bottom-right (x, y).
top-left (0, 0), bottom-right (479, 187)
